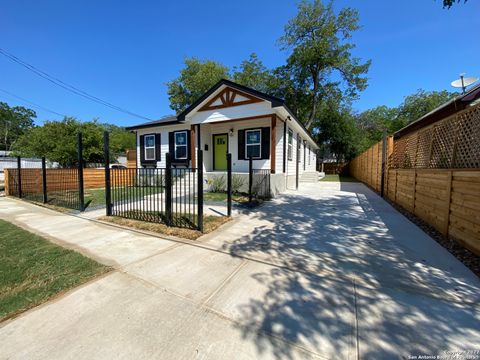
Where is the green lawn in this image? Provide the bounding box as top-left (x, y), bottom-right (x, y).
top-left (320, 174), bottom-right (358, 182)
top-left (202, 192), bottom-right (249, 203)
top-left (0, 219), bottom-right (110, 321)
top-left (84, 186), bottom-right (164, 209)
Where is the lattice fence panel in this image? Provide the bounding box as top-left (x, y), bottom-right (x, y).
top-left (393, 137), bottom-right (407, 169)
top-left (415, 127), bottom-right (433, 168)
top-left (429, 117), bottom-right (457, 168)
top-left (403, 133), bottom-right (418, 168)
top-left (454, 106), bottom-right (480, 168)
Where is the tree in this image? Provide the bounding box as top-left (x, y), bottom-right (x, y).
top-left (232, 53), bottom-right (273, 93)
top-left (166, 57), bottom-right (229, 113)
top-left (393, 89), bottom-right (455, 132)
top-left (443, 0), bottom-right (467, 8)
top-left (13, 117), bottom-right (135, 167)
top-left (0, 102), bottom-right (36, 151)
top-left (355, 105), bottom-right (398, 149)
top-left (279, 0), bottom-right (370, 130)
top-left (315, 102), bottom-right (361, 161)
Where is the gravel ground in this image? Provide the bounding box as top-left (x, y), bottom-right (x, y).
top-left (385, 199), bottom-right (480, 278)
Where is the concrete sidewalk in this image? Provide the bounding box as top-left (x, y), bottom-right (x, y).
top-left (0, 182), bottom-right (479, 359)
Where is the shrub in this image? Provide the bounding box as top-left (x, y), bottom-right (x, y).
top-left (208, 175), bottom-right (226, 192)
top-left (232, 174), bottom-right (246, 194)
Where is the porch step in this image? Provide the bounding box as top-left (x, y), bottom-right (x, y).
top-left (300, 171), bottom-right (321, 183)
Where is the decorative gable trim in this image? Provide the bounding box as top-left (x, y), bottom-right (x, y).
top-left (198, 87), bottom-right (263, 111)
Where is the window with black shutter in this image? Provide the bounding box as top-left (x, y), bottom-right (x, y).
top-left (245, 129), bottom-right (261, 159)
top-left (144, 134), bottom-right (156, 160)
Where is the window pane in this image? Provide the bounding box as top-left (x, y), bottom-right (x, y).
top-left (146, 148), bottom-right (155, 160)
top-left (176, 145), bottom-right (187, 159)
top-left (247, 144), bottom-right (260, 158)
top-left (145, 136), bottom-right (155, 147)
top-left (246, 130), bottom-right (260, 145)
top-left (175, 132), bottom-right (187, 145)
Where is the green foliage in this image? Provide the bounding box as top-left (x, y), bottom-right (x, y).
top-left (232, 53), bottom-right (274, 94)
top-left (166, 57), bottom-right (229, 113)
top-left (13, 117), bottom-right (135, 167)
top-left (443, 0), bottom-right (467, 8)
top-left (353, 89), bottom-right (456, 154)
top-left (279, 0), bottom-right (370, 129)
top-left (232, 174), bottom-right (246, 194)
top-left (393, 89), bottom-right (455, 132)
top-left (0, 102), bottom-right (36, 151)
top-left (207, 175), bottom-right (226, 193)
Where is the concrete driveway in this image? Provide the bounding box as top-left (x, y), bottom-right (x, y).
top-left (0, 181), bottom-right (479, 359)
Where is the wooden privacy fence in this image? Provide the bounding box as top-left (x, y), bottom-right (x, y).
top-left (349, 137), bottom-right (393, 193)
top-left (348, 103), bottom-right (480, 255)
top-left (4, 168), bottom-right (132, 195)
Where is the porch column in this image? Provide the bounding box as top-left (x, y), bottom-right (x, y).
top-left (190, 125), bottom-right (196, 169)
top-left (271, 114), bottom-right (276, 174)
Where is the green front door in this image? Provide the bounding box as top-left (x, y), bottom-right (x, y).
top-left (213, 134), bottom-right (228, 170)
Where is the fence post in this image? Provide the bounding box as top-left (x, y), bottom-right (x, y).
top-left (42, 157), bottom-right (47, 203)
top-left (227, 153), bottom-right (232, 217)
top-left (248, 156), bottom-right (253, 203)
top-left (380, 131), bottom-right (387, 197)
top-left (103, 131), bottom-right (112, 216)
top-left (197, 150), bottom-right (204, 232)
top-left (165, 153), bottom-right (173, 226)
top-left (17, 156), bottom-right (22, 198)
top-left (77, 132), bottom-right (85, 211)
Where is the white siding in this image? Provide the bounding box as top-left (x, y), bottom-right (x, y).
top-left (275, 120), bottom-right (285, 174)
top-left (136, 124), bottom-right (190, 168)
top-left (188, 101), bottom-right (272, 125)
top-left (201, 118), bottom-right (272, 172)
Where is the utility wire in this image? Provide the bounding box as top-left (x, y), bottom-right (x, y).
top-left (0, 48), bottom-right (153, 121)
top-left (0, 88), bottom-right (67, 117)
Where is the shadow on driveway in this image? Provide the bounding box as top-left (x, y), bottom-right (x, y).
top-left (218, 182), bottom-right (480, 358)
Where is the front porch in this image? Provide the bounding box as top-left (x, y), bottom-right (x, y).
top-left (191, 114), bottom-right (279, 174)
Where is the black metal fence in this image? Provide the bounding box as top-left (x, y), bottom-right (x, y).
top-left (4, 134), bottom-right (85, 211)
top-left (247, 157), bottom-right (272, 203)
top-left (4, 158), bottom-right (83, 210)
top-left (104, 130), bottom-right (204, 230)
top-left (109, 166), bottom-right (200, 229)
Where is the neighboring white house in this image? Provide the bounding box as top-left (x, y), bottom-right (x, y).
top-left (126, 79), bottom-right (319, 194)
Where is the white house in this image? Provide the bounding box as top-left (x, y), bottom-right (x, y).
top-left (126, 79), bottom-right (319, 194)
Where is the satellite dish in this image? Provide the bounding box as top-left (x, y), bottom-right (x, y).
top-left (451, 73), bottom-right (479, 94)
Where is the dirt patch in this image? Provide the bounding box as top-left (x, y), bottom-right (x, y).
top-left (98, 215), bottom-right (232, 240)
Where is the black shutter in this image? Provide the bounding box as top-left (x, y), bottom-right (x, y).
top-left (187, 130), bottom-right (191, 160)
top-left (155, 133), bottom-right (161, 161)
top-left (238, 130), bottom-right (245, 160)
top-left (169, 132), bottom-right (174, 160)
top-left (261, 127), bottom-right (270, 160)
top-left (140, 135), bottom-right (145, 164)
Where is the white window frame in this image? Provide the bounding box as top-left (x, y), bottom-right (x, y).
top-left (287, 129), bottom-right (293, 161)
top-left (245, 129), bottom-right (262, 160)
top-left (144, 134), bottom-right (156, 161)
top-left (308, 145), bottom-right (311, 165)
top-left (174, 131), bottom-right (188, 160)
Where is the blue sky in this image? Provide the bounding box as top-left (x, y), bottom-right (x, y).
top-left (1, 0), bottom-right (479, 127)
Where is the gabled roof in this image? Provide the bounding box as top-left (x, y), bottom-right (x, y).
top-left (394, 83), bottom-right (480, 139)
top-left (177, 79), bottom-right (285, 121)
top-left (125, 79), bottom-right (318, 148)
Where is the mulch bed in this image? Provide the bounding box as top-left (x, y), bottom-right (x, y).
top-left (385, 199), bottom-right (480, 278)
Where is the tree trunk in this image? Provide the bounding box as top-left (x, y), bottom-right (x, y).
top-left (305, 68), bottom-right (319, 130)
